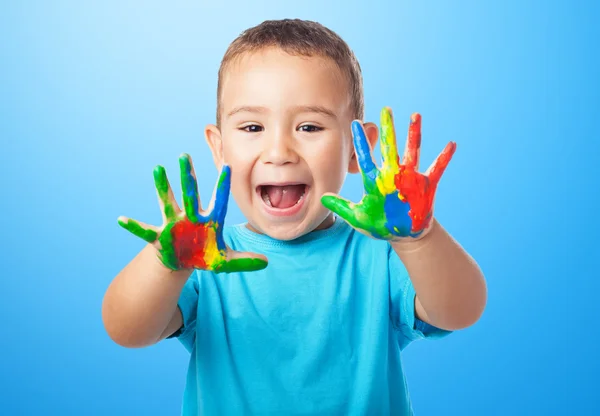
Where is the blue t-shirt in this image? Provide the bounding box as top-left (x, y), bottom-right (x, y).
top-left (170, 218), bottom-right (450, 415)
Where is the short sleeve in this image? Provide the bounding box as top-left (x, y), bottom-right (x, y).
top-left (167, 271), bottom-right (199, 352)
top-left (388, 246), bottom-right (452, 350)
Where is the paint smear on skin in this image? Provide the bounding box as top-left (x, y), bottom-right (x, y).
top-left (180, 154), bottom-right (201, 224)
top-left (353, 193), bottom-right (389, 239)
top-left (118, 218), bottom-right (158, 243)
top-left (383, 191), bottom-right (414, 237)
top-left (154, 166), bottom-right (177, 222)
top-left (376, 108), bottom-right (400, 195)
top-left (402, 113), bottom-right (422, 170)
top-left (119, 158), bottom-right (268, 273)
top-left (321, 107), bottom-right (456, 239)
top-left (393, 168), bottom-right (432, 234)
top-left (158, 160), bottom-right (230, 271)
top-left (352, 120), bottom-right (379, 195)
top-left (159, 218), bottom-right (267, 272)
top-left (164, 219), bottom-right (217, 270)
top-left (394, 129), bottom-right (456, 233)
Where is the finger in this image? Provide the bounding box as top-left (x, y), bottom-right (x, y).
top-left (380, 107), bottom-right (400, 172)
top-left (209, 164), bottom-right (231, 226)
top-left (401, 113), bottom-right (422, 170)
top-left (179, 153), bottom-right (203, 223)
top-left (215, 250), bottom-right (268, 273)
top-left (153, 165), bottom-right (180, 223)
top-left (117, 216), bottom-right (159, 243)
top-left (351, 120), bottom-right (378, 193)
top-left (321, 193), bottom-right (364, 230)
top-left (425, 141), bottom-right (457, 186)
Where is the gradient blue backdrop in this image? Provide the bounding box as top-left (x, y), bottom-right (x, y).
top-left (1, 1), bottom-right (598, 415)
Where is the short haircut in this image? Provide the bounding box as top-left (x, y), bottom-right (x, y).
top-left (216, 19), bottom-right (363, 126)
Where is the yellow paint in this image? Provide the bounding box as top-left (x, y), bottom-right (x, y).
top-left (202, 222), bottom-right (225, 267)
top-left (376, 108), bottom-right (401, 196)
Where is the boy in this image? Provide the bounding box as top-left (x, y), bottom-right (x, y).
top-left (102, 19), bottom-right (487, 415)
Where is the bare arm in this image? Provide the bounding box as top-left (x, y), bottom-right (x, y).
top-left (102, 244), bottom-right (191, 348)
top-left (104, 155), bottom-right (267, 348)
top-left (391, 219), bottom-right (487, 331)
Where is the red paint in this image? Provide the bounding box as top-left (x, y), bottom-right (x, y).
top-left (428, 141), bottom-right (457, 185)
top-left (171, 219), bottom-right (210, 269)
top-left (395, 115), bottom-right (457, 232)
top-left (395, 167), bottom-right (433, 232)
top-left (400, 113), bottom-right (421, 169)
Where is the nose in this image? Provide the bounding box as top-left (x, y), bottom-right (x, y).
top-left (260, 132), bottom-right (299, 165)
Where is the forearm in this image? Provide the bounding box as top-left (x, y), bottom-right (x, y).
top-left (391, 219), bottom-right (487, 331)
top-left (102, 244), bottom-right (192, 348)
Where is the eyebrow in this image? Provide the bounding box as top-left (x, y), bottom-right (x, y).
top-left (291, 105), bottom-right (337, 119)
top-left (226, 105), bottom-right (337, 119)
top-left (226, 106), bottom-right (269, 118)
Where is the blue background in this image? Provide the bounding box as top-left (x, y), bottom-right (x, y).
top-left (1, 1), bottom-right (598, 414)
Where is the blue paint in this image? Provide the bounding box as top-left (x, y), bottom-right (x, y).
top-left (213, 165), bottom-right (231, 252)
top-left (180, 155), bottom-right (201, 223)
top-left (352, 120), bottom-right (378, 194)
top-left (383, 191), bottom-right (414, 237)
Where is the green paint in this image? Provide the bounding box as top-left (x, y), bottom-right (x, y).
top-left (321, 107), bottom-right (452, 241)
top-left (215, 257), bottom-right (268, 273)
top-left (157, 221), bottom-right (179, 270)
top-left (119, 153), bottom-right (270, 273)
top-left (217, 166), bottom-right (227, 189)
top-left (153, 165), bottom-right (177, 221)
top-left (212, 165), bottom-right (231, 225)
top-left (118, 218), bottom-right (158, 243)
top-left (321, 193), bottom-right (391, 239)
top-left (179, 154), bottom-right (200, 223)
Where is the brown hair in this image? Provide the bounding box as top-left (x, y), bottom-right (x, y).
top-left (216, 19), bottom-right (363, 126)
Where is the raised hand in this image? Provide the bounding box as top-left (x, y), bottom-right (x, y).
top-left (321, 107), bottom-right (456, 241)
top-left (118, 154), bottom-right (268, 272)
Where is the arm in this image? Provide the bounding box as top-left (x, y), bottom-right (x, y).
top-left (102, 244), bottom-right (189, 348)
top-left (322, 108), bottom-right (486, 333)
top-left (103, 154), bottom-right (267, 348)
top-left (391, 219), bottom-right (487, 331)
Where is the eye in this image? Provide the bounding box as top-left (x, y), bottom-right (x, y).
top-left (240, 124), bottom-right (264, 133)
top-left (298, 124), bottom-right (323, 133)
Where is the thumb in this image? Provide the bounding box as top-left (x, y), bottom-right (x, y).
top-left (215, 250), bottom-right (268, 273)
top-left (321, 193), bottom-right (363, 230)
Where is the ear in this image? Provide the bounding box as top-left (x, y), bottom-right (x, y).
top-left (205, 124), bottom-right (224, 169)
top-left (348, 121), bottom-right (379, 174)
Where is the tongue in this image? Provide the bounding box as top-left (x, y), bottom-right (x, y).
top-left (265, 185), bottom-right (305, 209)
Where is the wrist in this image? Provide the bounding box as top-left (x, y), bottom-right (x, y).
top-left (148, 244), bottom-right (194, 279)
top-left (390, 218), bottom-right (439, 254)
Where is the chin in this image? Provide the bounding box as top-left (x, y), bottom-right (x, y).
top-left (248, 217), bottom-right (314, 241)
top-left (266, 226), bottom-right (307, 241)
top-left (247, 199), bottom-right (333, 242)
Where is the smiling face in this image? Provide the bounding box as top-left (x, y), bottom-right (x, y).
top-left (205, 47), bottom-right (361, 240)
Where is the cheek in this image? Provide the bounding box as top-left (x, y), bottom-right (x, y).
top-left (223, 138), bottom-right (253, 169)
top-left (222, 143), bottom-right (255, 198)
top-left (309, 145), bottom-right (349, 190)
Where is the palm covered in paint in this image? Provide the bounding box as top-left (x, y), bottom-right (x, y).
top-left (322, 107), bottom-right (456, 241)
top-left (118, 153), bottom-right (268, 272)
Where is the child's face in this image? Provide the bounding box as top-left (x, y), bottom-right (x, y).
top-left (206, 47), bottom-right (361, 240)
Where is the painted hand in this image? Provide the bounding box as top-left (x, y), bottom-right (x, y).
top-left (118, 153), bottom-right (268, 272)
top-left (322, 107), bottom-right (456, 241)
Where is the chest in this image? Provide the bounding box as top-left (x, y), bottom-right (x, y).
top-left (201, 249), bottom-right (390, 342)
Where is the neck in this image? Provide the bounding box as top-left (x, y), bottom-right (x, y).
top-left (244, 213), bottom-right (336, 236)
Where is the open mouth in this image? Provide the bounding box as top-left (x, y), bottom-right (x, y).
top-left (257, 183), bottom-right (308, 213)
